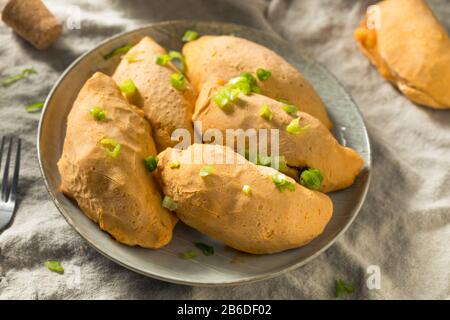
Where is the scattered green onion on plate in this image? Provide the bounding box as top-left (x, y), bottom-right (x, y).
top-left (104, 43), bottom-right (132, 60)
top-left (182, 30), bottom-right (199, 42)
top-left (2, 68), bottom-right (36, 87)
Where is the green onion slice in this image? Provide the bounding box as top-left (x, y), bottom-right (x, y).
top-left (153, 51), bottom-right (185, 71)
top-left (199, 165), bottom-right (214, 177)
top-left (168, 50), bottom-right (185, 72)
top-left (240, 72), bottom-right (257, 86)
top-left (2, 68), bottom-right (36, 87)
top-left (169, 161), bottom-right (181, 169)
top-left (25, 101), bottom-right (44, 113)
top-left (119, 79), bottom-right (137, 98)
top-left (170, 73), bottom-right (186, 91)
top-left (228, 75), bottom-right (252, 95)
top-left (180, 250), bottom-right (197, 259)
top-left (212, 72), bottom-right (260, 108)
top-left (182, 30), bottom-right (199, 42)
top-left (256, 68), bottom-right (271, 81)
top-left (45, 260), bottom-right (64, 274)
top-left (259, 104), bottom-right (273, 121)
top-left (271, 172), bottom-right (295, 192)
top-left (90, 106), bottom-right (106, 121)
top-left (100, 138), bottom-right (121, 158)
top-left (213, 87), bottom-right (240, 108)
top-left (153, 53), bottom-right (172, 66)
top-left (194, 242), bottom-right (214, 256)
top-left (144, 156), bottom-right (158, 172)
top-left (335, 279), bottom-right (355, 298)
top-left (242, 185), bottom-right (252, 196)
top-left (282, 104), bottom-right (298, 114)
top-left (126, 50), bottom-right (145, 63)
top-left (286, 117), bottom-right (309, 134)
top-left (104, 43), bottom-right (132, 60)
top-left (300, 168), bottom-right (323, 190)
top-left (162, 196), bottom-right (177, 211)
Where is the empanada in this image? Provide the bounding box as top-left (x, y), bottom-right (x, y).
top-left (193, 83), bottom-right (364, 193)
top-left (355, 0), bottom-right (450, 109)
top-left (58, 72), bottom-right (177, 248)
top-left (113, 37), bottom-right (196, 151)
top-left (183, 35), bottom-right (333, 128)
top-left (156, 144), bottom-right (333, 254)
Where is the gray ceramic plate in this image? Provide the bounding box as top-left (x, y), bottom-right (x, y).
top-left (38, 20), bottom-right (371, 286)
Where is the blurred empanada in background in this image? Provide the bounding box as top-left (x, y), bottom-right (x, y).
top-left (355, 0), bottom-right (450, 109)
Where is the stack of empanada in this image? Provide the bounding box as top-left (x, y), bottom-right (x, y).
top-left (58, 34), bottom-right (365, 254)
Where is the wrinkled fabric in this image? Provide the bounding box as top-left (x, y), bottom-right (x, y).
top-left (0, 0), bottom-right (448, 299)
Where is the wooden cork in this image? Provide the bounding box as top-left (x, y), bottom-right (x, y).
top-left (1, 0), bottom-right (62, 50)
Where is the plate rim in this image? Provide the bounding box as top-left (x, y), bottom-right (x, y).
top-left (37, 19), bottom-right (372, 287)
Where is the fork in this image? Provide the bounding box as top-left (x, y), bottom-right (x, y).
top-left (0, 136), bottom-right (21, 231)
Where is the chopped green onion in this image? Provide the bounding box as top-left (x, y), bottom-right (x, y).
top-left (240, 72), bottom-right (261, 93)
top-left (278, 98), bottom-right (299, 114)
top-left (271, 172), bottom-right (295, 192)
top-left (228, 76), bottom-right (252, 95)
top-left (153, 53), bottom-right (172, 66)
top-left (213, 72), bottom-right (262, 108)
top-left (168, 51), bottom-right (184, 60)
top-left (168, 50), bottom-right (185, 72)
top-left (169, 161), bottom-right (180, 169)
top-left (126, 50), bottom-right (145, 63)
top-left (300, 168), bottom-right (323, 190)
top-left (119, 79), bottom-right (137, 99)
top-left (242, 185), bottom-right (251, 196)
top-left (199, 165), bottom-right (214, 177)
top-left (90, 106), bottom-right (106, 121)
top-left (45, 260), bottom-right (64, 274)
top-left (194, 242), bottom-right (214, 256)
top-left (256, 68), bottom-right (271, 81)
top-left (213, 87), bottom-right (240, 108)
top-left (154, 51), bottom-right (185, 70)
top-left (251, 85), bottom-right (262, 93)
top-left (25, 101), bottom-right (44, 113)
top-left (104, 43), bottom-right (132, 60)
top-left (100, 138), bottom-right (121, 158)
top-left (259, 104), bottom-right (273, 121)
top-left (162, 196), bottom-right (177, 211)
top-left (144, 156), bottom-right (158, 172)
top-left (282, 104), bottom-right (298, 114)
top-left (2, 68), bottom-right (36, 87)
top-left (170, 73), bottom-right (186, 91)
top-left (240, 72), bottom-right (257, 86)
top-left (286, 117), bottom-right (309, 134)
top-left (335, 279), bottom-right (355, 298)
top-left (180, 250), bottom-right (197, 259)
top-left (182, 30), bottom-right (199, 42)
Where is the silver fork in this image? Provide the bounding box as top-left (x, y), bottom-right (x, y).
top-left (0, 136), bottom-right (21, 231)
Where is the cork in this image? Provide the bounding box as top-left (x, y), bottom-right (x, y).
top-left (1, 0), bottom-right (62, 50)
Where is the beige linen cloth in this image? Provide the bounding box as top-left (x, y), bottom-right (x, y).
top-left (0, 0), bottom-right (448, 299)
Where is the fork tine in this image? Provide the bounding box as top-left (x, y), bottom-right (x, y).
top-left (0, 136), bottom-right (5, 171)
top-left (1, 137), bottom-right (13, 202)
top-left (8, 138), bottom-right (21, 204)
